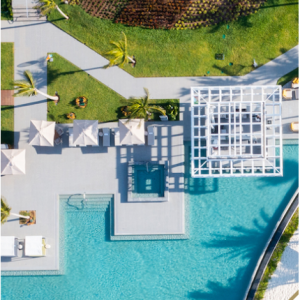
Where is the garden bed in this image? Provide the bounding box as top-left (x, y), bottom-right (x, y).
top-left (47, 53), bottom-right (178, 123)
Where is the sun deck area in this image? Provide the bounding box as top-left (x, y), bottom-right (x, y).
top-left (1, 122), bottom-right (185, 273)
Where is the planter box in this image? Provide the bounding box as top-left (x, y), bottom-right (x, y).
top-left (159, 115), bottom-right (168, 121)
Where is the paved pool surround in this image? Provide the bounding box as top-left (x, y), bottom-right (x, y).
top-left (1, 122), bottom-right (185, 272)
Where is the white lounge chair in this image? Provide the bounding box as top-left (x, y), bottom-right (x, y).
top-left (114, 128), bottom-right (121, 146)
top-left (25, 236), bottom-right (50, 257)
top-left (1, 236), bottom-right (18, 257)
top-left (102, 128), bottom-right (110, 147)
top-left (68, 128), bottom-right (76, 147)
top-left (147, 126), bottom-right (155, 146)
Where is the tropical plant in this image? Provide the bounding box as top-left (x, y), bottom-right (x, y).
top-left (34, 0), bottom-right (69, 19)
top-left (13, 70), bottom-right (59, 101)
top-left (166, 104), bottom-right (179, 121)
top-left (1, 197), bottom-right (30, 225)
top-left (122, 88), bottom-right (166, 121)
top-left (105, 32), bottom-right (135, 68)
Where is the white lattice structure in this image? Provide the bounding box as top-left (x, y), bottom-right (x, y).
top-left (191, 86), bottom-right (283, 178)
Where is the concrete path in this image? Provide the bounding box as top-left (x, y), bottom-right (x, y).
top-left (263, 228), bottom-right (299, 300)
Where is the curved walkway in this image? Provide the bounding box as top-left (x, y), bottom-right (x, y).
top-left (264, 228), bottom-right (298, 300)
top-left (245, 189), bottom-right (299, 300)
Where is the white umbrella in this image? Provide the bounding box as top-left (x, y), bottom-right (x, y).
top-left (29, 120), bottom-right (56, 146)
top-left (119, 119), bottom-right (145, 145)
top-left (73, 120), bottom-right (99, 146)
top-left (1, 149), bottom-right (26, 175)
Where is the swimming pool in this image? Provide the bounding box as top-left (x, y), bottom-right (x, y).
top-left (1, 143), bottom-right (298, 300)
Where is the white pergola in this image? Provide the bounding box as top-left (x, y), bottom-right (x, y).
top-left (191, 86), bottom-right (283, 178)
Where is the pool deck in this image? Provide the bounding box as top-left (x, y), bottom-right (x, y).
top-left (1, 122), bottom-right (185, 272)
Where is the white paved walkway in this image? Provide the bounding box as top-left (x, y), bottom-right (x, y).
top-left (263, 228), bottom-right (299, 300)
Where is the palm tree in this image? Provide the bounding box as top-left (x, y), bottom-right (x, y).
top-left (105, 32), bottom-right (135, 68)
top-left (34, 0), bottom-right (69, 20)
top-left (1, 197), bottom-right (30, 225)
top-left (13, 70), bottom-right (59, 101)
top-left (122, 88), bottom-right (166, 121)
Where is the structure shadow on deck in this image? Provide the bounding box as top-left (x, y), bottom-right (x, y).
top-left (115, 122), bottom-right (185, 203)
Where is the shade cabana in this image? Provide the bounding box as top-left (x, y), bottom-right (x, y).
top-left (1, 236), bottom-right (17, 257)
top-left (119, 119), bottom-right (145, 145)
top-left (1, 149), bottom-right (26, 175)
top-left (73, 120), bottom-right (99, 146)
top-left (29, 120), bottom-right (56, 146)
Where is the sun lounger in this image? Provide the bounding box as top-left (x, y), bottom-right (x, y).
top-left (68, 128), bottom-right (76, 147)
top-left (147, 126), bottom-right (155, 146)
top-left (1, 236), bottom-right (18, 257)
top-left (102, 128), bottom-right (110, 147)
top-left (114, 128), bottom-right (121, 146)
top-left (295, 89), bottom-right (299, 100)
top-left (25, 236), bottom-right (50, 257)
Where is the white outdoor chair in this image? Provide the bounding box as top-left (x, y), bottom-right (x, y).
top-left (102, 128), bottom-right (110, 147)
top-left (68, 128), bottom-right (76, 147)
top-left (55, 125), bottom-right (64, 136)
top-left (114, 128), bottom-right (121, 146)
top-left (54, 137), bottom-right (62, 145)
top-left (147, 126), bottom-right (155, 146)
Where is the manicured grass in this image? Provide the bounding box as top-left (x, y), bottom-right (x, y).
top-left (1, 106), bottom-right (14, 146)
top-left (277, 68), bottom-right (299, 86)
top-left (48, 0), bottom-right (298, 77)
top-left (1, 43), bottom-right (14, 89)
top-left (1, 0), bottom-right (13, 20)
top-left (47, 53), bottom-right (178, 123)
top-left (254, 208), bottom-right (299, 300)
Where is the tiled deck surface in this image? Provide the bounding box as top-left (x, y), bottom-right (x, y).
top-left (1, 121), bottom-right (185, 271)
top-left (1, 90), bottom-right (14, 106)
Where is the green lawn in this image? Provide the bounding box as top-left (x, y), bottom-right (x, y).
top-left (47, 53), bottom-right (179, 123)
top-left (48, 0), bottom-right (298, 77)
top-left (1, 106), bottom-right (14, 146)
top-left (1, 43), bottom-right (14, 89)
top-left (254, 208), bottom-right (299, 300)
top-left (277, 68), bottom-right (299, 86)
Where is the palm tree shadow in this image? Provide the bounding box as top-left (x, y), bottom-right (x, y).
top-left (188, 272), bottom-right (244, 299)
top-left (213, 64), bottom-right (247, 76)
top-left (237, 16), bottom-right (253, 28)
top-left (187, 210), bottom-right (271, 300)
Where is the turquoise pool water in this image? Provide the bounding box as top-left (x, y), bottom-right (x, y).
top-left (133, 164), bottom-right (164, 197)
top-left (1, 143), bottom-right (298, 300)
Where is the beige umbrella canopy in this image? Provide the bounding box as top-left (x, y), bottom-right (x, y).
top-left (1, 149), bottom-right (26, 175)
top-left (119, 119), bottom-right (145, 145)
top-left (29, 120), bottom-right (56, 146)
top-left (73, 120), bottom-right (99, 146)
